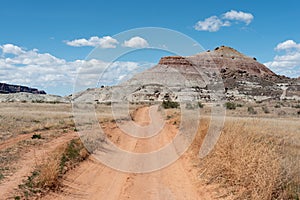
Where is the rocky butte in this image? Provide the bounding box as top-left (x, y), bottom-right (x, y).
top-left (0, 82), bottom-right (46, 94)
top-left (73, 46), bottom-right (300, 103)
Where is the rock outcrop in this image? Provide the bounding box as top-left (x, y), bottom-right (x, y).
top-left (0, 92), bottom-right (69, 103)
top-left (0, 83), bottom-right (46, 94)
top-left (72, 46), bottom-right (300, 103)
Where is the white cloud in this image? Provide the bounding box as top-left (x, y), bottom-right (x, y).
top-left (264, 40), bottom-right (300, 78)
top-left (223, 10), bottom-right (254, 25)
top-left (194, 10), bottom-right (253, 32)
top-left (0, 44), bottom-right (152, 95)
top-left (194, 16), bottom-right (230, 32)
top-left (275, 40), bottom-right (300, 51)
top-left (123, 36), bottom-right (149, 48)
top-left (0, 44), bottom-right (25, 55)
top-left (65, 36), bottom-right (118, 48)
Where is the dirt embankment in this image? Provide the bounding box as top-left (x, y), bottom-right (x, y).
top-left (0, 131), bottom-right (78, 199)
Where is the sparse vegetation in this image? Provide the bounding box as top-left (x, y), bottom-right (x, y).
top-left (17, 139), bottom-right (89, 199)
top-left (293, 104), bottom-right (300, 109)
top-left (185, 102), bottom-right (194, 110)
top-left (31, 134), bottom-right (42, 139)
top-left (262, 106), bottom-right (270, 113)
top-left (0, 173), bottom-right (4, 181)
top-left (198, 102), bottom-right (204, 108)
top-left (185, 102), bottom-right (204, 109)
top-left (162, 100), bottom-right (179, 109)
top-left (0, 103), bottom-right (75, 141)
top-left (1, 102), bottom-right (299, 199)
top-left (275, 104), bottom-right (281, 108)
top-left (198, 119), bottom-right (300, 199)
top-left (225, 102), bottom-right (236, 110)
top-left (248, 106), bottom-right (257, 114)
top-left (236, 103), bottom-right (243, 107)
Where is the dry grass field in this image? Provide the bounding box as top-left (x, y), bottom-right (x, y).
top-left (165, 102), bottom-right (300, 199)
top-left (0, 101), bottom-right (299, 199)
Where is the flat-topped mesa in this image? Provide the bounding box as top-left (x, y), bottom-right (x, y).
top-left (158, 56), bottom-right (193, 66)
top-left (0, 83), bottom-right (46, 94)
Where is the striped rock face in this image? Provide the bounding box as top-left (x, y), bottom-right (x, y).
top-left (72, 46), bottom-right (300, 103)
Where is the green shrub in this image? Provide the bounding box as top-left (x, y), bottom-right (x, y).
top-left (275, 104), bottom-right (281, 108)
top-left (198, 102), bottom-right (204, 108)
top-left (31, 100), bottom-right (44, 103)
top-left (162, 100), bottom-right (179, 109)
top-left (31, 134), bottom-right (42, 139)
top-left (225, 102), bottom-right (236, 110)
top-left (248, 106), bottom-right (257, 114)
top-left (262, 106), bottom-right (270, 114)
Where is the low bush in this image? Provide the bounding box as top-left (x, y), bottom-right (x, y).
top-left (31, 134), bottom-right (42, 139)
top-left (198, 102), bottom-right (204, 108)
top-left (225, 102), bottom-right (236, 110)
top-left (248, 106), bottom-right (257, 114)
top-left (162, 100), bottom-right (179, 109)
top-left (275, 104), bottom-right (281, 108)
top-left (262, 106), bottom-right (270, 114)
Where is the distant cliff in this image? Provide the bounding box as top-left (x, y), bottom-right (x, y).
top-left (0, 83), bottom-right (46, 94)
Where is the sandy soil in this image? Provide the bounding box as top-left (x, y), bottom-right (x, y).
top-left (43, 106), bottom-right (213, 200)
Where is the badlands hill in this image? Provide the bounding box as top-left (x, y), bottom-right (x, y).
top-left (73, 46), bottom-right (300, 103)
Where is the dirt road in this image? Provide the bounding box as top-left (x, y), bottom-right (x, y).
top-left (44, 106), bottom-right (213, 200)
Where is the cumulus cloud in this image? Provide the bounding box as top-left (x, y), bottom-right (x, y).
top-left (194, 16), bottom-right (230, 32)
top-left (0, 44), bottom-right (25, 55)
top-left (264, 40), bottom-right (300, 78)
top-left (194, 10), bottom-right (253, 32)
top-left (223, 10), bottom-right (254, 25)
top-left (65, 36), bottom-right (118, 48)
top-left (0, 44), bottom-right (152, 95)
top-left (123, 36), bottom-right (149, 48)
top-left (275, 40), bottom-right (300, 51)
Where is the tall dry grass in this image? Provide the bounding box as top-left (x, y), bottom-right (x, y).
top-left (197, 118), bottom-right (300, 199)
top-left (16, 139), bottom-right (89, 199)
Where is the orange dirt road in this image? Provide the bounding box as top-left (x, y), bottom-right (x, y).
top-left (43, 106), bottom-right (213, 200)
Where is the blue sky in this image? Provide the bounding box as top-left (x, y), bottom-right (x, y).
top-left (1, 0), bottom-right (300, 95)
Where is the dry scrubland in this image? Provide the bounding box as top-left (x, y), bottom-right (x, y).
top-left (0, 102), bottom-right (78, 199)
top-left (165, 101), bottom-right (300, 199)
top-left (0, 101), bottom-right (299, 199)
top-left (0, 103), bottom-right (73, 171)
top-left (197, 116), bottom-right (300, 199)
